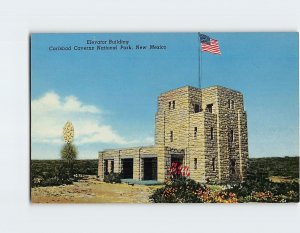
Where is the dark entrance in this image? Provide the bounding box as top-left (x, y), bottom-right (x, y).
top-left (230, 158), bottom-right (236, 175)
top-left (121, 158), bottom-right (133, 179)
top-left (171, 155), bottom-right (183, 165)
top-left (143, 158), bottom-right (157, 180)
top-left (104, 160), bottom-right (109, 175)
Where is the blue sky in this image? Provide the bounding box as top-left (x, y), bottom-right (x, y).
top-left (31, 32), bottom-right (299, 159)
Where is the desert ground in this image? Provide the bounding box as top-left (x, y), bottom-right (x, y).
top-left (31, 175), bottom-right (299, 204)
top-left (31, 157), bottom-right (299, 203)
top-left (31, 176), bottom-right (161, 203)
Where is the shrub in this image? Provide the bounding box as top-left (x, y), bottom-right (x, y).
top-left (31, 160), bottom-right (98, 187)
top-left (166, 162), bottom-right (190, 180)
top-left (151, 176), bottom-right (207, 203)
top-left (197, 189), bottom-right (238, 203)
top-left (151, 162), bottom-right (201, 203)
top-left (151, 162), bottom-right (238, 203)
top-left (31, 163), bottom-right (73, 187)
top-left (150, 177), bottom-right (238, 203)
top-left (104, 172), bottom-right (121, 183)
top-left (226, 176), bottom-right (299, 203)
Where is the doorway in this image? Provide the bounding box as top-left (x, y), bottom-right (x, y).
top-left (121, 158), bottom-right (133, 179)
top-left (171, 155), bottom-right (183, 165)
top-left (143, 158), bottom-right (157, 180)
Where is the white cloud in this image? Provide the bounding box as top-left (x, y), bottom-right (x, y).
top-left (144, 136), bottom-right (154, 145)
top-left (32, 91), bottom-right (99, 114)
top-left (31, 91), bottom-right (133, 145)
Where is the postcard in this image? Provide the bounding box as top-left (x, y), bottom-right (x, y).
top-left (30, 32), bottom-right (299, 203)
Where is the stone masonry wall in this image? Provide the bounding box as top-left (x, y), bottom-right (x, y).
top-left (238, 111), bottom-right (249, 180)
top-left (214, 86), bottom-right (248, 182)
top-left (198, 87), bottom-right (219, 182)
top-left (204, 112), bottom-right (218, 183)
top-left (155, 86), bottom-right (190, 149)
top-left (188, 113), bottom-right (206, 182)
top-left (98, 146), bottom-right (168, 182)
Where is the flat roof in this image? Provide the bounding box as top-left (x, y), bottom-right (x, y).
top-left (99, 145), bottom-right (155, 153)
top-left (159, 85), bottom-right (242, 96)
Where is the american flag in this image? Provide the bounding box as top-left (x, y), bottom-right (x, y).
top-left (199, 33), bottom-right (221, 55)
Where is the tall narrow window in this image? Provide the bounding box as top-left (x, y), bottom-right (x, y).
top-left (170, 130), bottom-right (173, 142)
top-left (230, 129), bottom-right (234, 142)
top-left (172, 100), bottom-right (175, 109)
top-left (212, 158), bottom-right (215, 171)
top-left (168, 101), bottom-right (171, 110)
top-left (194, 158), bottom-right (197, 169)
top-left (231, 100), bottom-right (234, 109)
top-left (210, 127), bottom-right (214, 140)
top-left (228, 99), bottom-right (231, 108)
top-left (194, 127), bottom-right (197, 138)
top-left (230, 159), bottom-right (236, 174)
top-left (206, 104), bottom-right (213, 113)
top-left (194, 104), bottom-right (200, 113)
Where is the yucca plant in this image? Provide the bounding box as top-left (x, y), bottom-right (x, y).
top-left (60, 142), bottom-right (77, 178)
top-left (61, 121), bottom-right (77, 178)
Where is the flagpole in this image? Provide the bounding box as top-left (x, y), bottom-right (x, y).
top-left (198, 32), bottom-right (203, 112)
top-left (200, 43), bottom-right (202, 89)
top-left (198, 33), bottom-right (201, 89)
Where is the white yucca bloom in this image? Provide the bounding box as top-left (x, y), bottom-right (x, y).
top-left (63, 121), bottom-right (74, 143)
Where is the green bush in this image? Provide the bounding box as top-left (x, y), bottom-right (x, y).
top-left (150, 177), bottom-right (207, 203)
top-left (151, 162), bottom-right (238, 203)
top-left (150, 177), bottom-right (239, 203)
top-left (31, 160), bottom-right (98, 187)
top-left (225, 176), bottom-right (299, 203)
top-left (104, 172), bottom-right (121, 183)
top-left (151, 162), bottom-right (206, 203)
top-left (31, 163), bottom-right (73, 187)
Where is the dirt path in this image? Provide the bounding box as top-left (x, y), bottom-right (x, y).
top-left (31, 176), bottom-right (161, 203)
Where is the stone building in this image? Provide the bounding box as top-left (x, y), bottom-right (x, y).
top-left (98, 85), bottom-right (248, 183)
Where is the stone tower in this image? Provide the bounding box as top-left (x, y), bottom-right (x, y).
top-left (98, 85), bottom-right (248, 184)
top-left (155, 86), bottom-right (248, 183)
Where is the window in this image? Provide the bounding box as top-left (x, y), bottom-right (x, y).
top-left (172, 100), bottom-right (175, 109)
top-left (206, 104), bottom-right (213, 113)
top-left (170, 130), bottom-right (173, 142)
top-left (228, 100), bottom-right (235, 109)
top-left (212, 158), bottom-right (215, 171)
top-left (210, 127), bottom-right (214, 140)
top-left (194, 127), bottom-right (197, 138)
top-left (229, 129), bottom-right (234, 142)
top-left (230, 159), bottom-right (236, 174)
top-left (231, 100), bottom-right (234, 109)
top-left (194, 158), bottom-right (197, 169)
top-left (168, 101), bottom-right (171, 110)
top-left (194, 104), bottom-right (200, 113)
